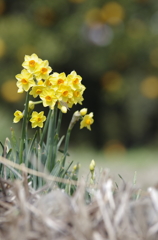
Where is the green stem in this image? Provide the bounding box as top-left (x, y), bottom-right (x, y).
top-left (62, 112), bottom-right (80, 167)
top-left (49, 109), bottom-right (63, 169)
top-left (46, 109), bottom-right (54, 147)
top-left (62, 127), bottom-right (71, 167)
top-left (45, 104), bottom-right (58, 172)
top-left (39, 108), bottom-right (52, 146)
top-left (57, 109), bottom-right (63, 135)
top-left (19, 91), bottom-right (30, 164)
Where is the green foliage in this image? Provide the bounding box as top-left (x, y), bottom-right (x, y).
top-left (0, 52), bottom-right (94, 194)
top-left (0, 103), bottom-right (79, 192)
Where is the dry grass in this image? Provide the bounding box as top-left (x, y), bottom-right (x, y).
top-left (1, 166), bottom-right (158, 240)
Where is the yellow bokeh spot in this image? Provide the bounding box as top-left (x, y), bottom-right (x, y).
top-left (1, 80), bottom-right (24, 103)
top-left (101, 2), bottom-right (125, 25)
top-left (150, 48), bottom-right (158, 68)
top-left (141, 76), bottom-right (158, 99)
top-left (101, 71), bottom-right (123, 92)
top-left (104, 140), bottom-right (126, 155)
top-left (0, 38), bottom-right (6, 58)
top-left (85, 8), bottom-right (103, 25)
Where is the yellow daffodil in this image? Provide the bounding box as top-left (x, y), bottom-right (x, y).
top-left (22, 53), bottom-right (42, 74)
top-left (16, 69), bottom-right (35, 92)
top-left (34, 60), bottom-right (52, 81)
top-left (72, 85), bottom-right (86, 104)
top-left (29, 85), bottom-right (45, 98)
top-left (57, 85), bottom-right (73, 103)
top-left (30, 111), bottom-right (46, 128)
top-left (80, 112), bottom-right (94, 130)
top-left (13, 110), bottom-right (23, 123)
top-left (67, 71), bottom-right (82, 90)
top-left (40, 89), bottom-right (58, 109)
top-left (45, 72), bottom-right (67, 88)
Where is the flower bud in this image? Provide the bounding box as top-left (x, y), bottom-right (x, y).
top-left (61, 106), bottom-right (67, 113)
top-left (89, 159), bottom-right (96, 171)
top-left (73, 163), bottom-right (80, 171)
top-left (74, 110), bottom-right (80, 117)
top-left (73, 165), bottom-right (77, 171)
top-left (28, 101), bottom-right (35, 110)
top-left (69, 111), bottom-right (81, 130)
top-left (80, 108), bottom-right (87, 116)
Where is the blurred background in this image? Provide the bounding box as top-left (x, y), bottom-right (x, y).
top-left (1, 0), bottom-right (158, 163)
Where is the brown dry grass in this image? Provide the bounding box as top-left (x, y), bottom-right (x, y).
top-left (1, 163), bottom-right (158, 240)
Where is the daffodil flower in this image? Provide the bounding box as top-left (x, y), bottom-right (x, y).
top-left (80, 112), bottom-right (94, 130)
top-left (30, 111), bottom-right (46, 128)
top-left (45, 72), bottom-right (67, 88)
top-left (13, 110), bottom-right (23, 123)
top-left (29, 85), bottom-right (45, 98)
top-left (40, 89), bottom-right (58, 109)
top-left (67, 71), bottom-right (82, 90)
top-left (34, 60), bottom-right (52, 81)
top-left (16, 69), bottom-right (35, 92)
top-left (22, 53), bottom-right (43, 73)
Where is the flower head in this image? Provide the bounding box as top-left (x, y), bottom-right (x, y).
top-left (57, 85), bottom-right (73, 103)
top-left (22, 53), bottom-right (42, 74)
top-left (40, 88), bottom-right (58, 109)
top-left (72, 84), bottom-right (86, 105)
top-left (34, 60), bottom-right (52, 81)
top-left (30, 111), bottom-right (46, 128)
top-left (67, 71), bottom-right (82, 90)
top-left (16, 69), bottom-right (35, 92)
top-left (29, 85), bottom-right (45, 98)
top-left (45, 72), bottom-right (67, 88)
top-left (13, 110), bottom-right (23, 123)
top-left (80, 112), bottom-right (94, 130)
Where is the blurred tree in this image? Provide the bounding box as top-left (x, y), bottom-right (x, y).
top-left (1, 0), bottom-right (158, 150)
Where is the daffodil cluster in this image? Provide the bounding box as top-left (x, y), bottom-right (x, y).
top-left (16, 53), bottom-right (85, 111)
top-left (13, 53), bottom-right (94, 130)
